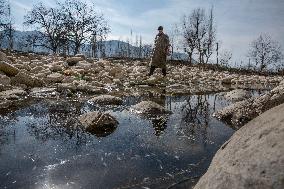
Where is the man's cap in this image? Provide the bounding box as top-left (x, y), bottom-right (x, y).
top-left (158, 26), bottom-right (163, 30)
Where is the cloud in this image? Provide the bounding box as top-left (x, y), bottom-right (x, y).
top-left (8, 0), bottom-right (284, 63)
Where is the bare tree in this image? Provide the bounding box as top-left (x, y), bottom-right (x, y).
top-left (181, 14), bottom-right (198, 64)
top-left (24, 3), bottom-right (67, 53)
top-left (0, 0), bottom-right (8, 28)
top-left (202, 7), bottom-right (216, 64)
top-left (180, 8), bottom-right (216, 64)
top-left (168, 24), bottom-right (180, 61)
top-left (192, 8), bottom-right (207, 64)
top-left (248, 34), bottom-right (283, 71)
top-left (59, 0), bottom-right (110, 55)
top-left (219, 50), bottom-right (232, 67)
top-left (0, 0), bottom-right (13, 49)
top-left (4, 3), bottom-right (14, 51)
top-left (24, 32), bottom-right (42, 52)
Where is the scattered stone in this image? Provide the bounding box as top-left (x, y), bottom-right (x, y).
top-left (0, 61), bottom-right (19, 76)
top-left (221, 76), bottom-right (233, 85)
top-left (11, 71), bottom-right (44, 88)
top-left (0, 74), bottom-right (11, 86)
top-left (90, 95), bottom-right (123, 105)
top-left (75, 54), bottom-right (86, 60)
top-left (66, 57), bottom-right (84, 66)
top-left (30, 87), bottom-right (57, 98)
top-left (57, 83), bottom-right (77, 92)
top-left (49, 64), bottom-right (63, 72)
top-left (194, 103), bottom-right (284, 189)
top-left (0, 99), bottom-right (13, 109)
top-left (131, 101), bottom-right (171, 115)
top-left (79, 111), bottom-right (118, 136)
top-left (30, 66), bottom-right (45, 74)
top-left (46, 73), bottom-right (64, 83)
top-left (0, 88), bottom-right (27, 99)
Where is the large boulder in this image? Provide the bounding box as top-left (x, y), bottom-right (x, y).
top-left (131, 101), bottom-right (170, 115)
top-left (79, 111), bottom-right (118, 137)
top-left (194, 103), bottom-right (284, 189)
top-left (224, 89), bottom-right (251, 102)
top-left (90, 95), bottom-right (123, 105)
top-left (0, 61), bottom-right (19, 76)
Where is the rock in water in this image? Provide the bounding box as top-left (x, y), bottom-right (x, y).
top-left (90, 95), bottom-right (123, 105)
top-left (224, 89), bottom-right (251, 102)
top-left (214, 81), bottom-right (284, 127)
top-left (194, 103), bottom-right (284, 189)
top-left (131, 101), bottom-right (170, 115)
top-left (0, 61), bottom-right (19, 76)
top-left (79, 111), bottom-right (118, 137)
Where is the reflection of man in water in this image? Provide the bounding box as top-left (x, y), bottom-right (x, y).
top-left (148, 89), bottom-right (168, 136)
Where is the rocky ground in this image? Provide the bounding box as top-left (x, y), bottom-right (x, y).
top-left (1, 50), bottom-right (282, 99)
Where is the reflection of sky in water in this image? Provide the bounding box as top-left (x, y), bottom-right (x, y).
top-left (0, 93), bottom-right (234, 189)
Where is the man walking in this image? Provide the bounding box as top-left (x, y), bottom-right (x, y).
top-left (148, 26), bottom-right (171, 77)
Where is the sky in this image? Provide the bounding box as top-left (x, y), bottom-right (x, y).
top-left (9, 0), bottom-right (284, 64)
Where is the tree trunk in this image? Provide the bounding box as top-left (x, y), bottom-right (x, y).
top-left (188, 52), bottom-right (193, 64)
top-left (52, 47), bottom-right (57, 54)
top-left (74, 44), bottom-right (80, 55)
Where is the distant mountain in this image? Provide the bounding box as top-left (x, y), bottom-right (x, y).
top-left (0, 30), bottom-right (190, 61)
top-left (0, 30), bottom-right (48, 52)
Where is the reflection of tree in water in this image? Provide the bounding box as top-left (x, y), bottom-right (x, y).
top-left (151, 116), bottom-right (168, 136)
top-left (0, 101), bottom-right (31, 151)
top-left (179, 95), bottom-right (212, 144)
top-left (0, 124), bottom-right (15, 150)
top-left (25, 100), bottom-right (91, 145)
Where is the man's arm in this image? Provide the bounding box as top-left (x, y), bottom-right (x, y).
top-left (165, 34), bottom-right (171, 55)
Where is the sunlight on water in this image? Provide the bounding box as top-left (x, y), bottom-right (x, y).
top-left (0, 92), bottom-right (237, 189)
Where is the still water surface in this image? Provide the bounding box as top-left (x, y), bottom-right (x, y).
top-left (0, 92), bottom-right (235, 189)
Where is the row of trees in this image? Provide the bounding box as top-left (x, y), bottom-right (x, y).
top-left (0, 1), bottom-right (283, 71)
top-left (23, 0), bottom-right (110, 55)
top-left (177, 7), bottom-right (283, 71)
